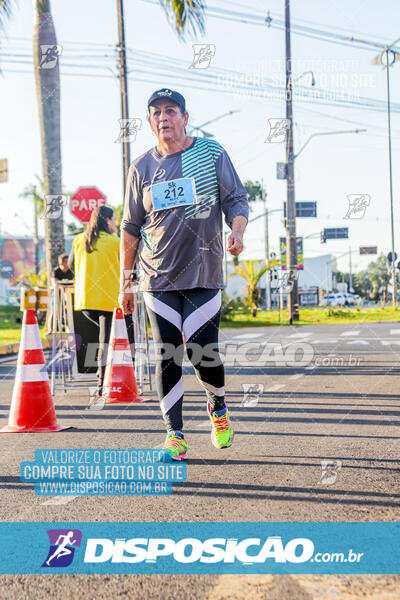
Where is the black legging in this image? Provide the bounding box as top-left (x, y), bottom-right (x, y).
top-left (82, 310), bottom-right (135, 395)
top-left (143, 288), bottom-right (225, 432)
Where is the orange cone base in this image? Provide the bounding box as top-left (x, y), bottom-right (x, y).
top-left (1, 423), bottom-right (70, 433)
top-left (103, 369), bottom-right (146, 404)
top-left (1, 381), bottom-right (71, 433)
top-left (105, 395), bottom-right (146, 404)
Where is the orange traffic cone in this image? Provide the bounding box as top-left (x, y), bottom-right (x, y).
top-left (103, 308), bottom-right (144, 404)
top-left (1, 309), bottom-right (70, 432)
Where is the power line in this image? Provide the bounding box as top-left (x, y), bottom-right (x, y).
top-left (4, 47), bottom-right (400, 115)
top-left (138, 0), bottom-right (400, 52)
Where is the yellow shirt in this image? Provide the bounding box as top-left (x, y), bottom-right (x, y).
top-left (73, 231), bottom-right (120, 311)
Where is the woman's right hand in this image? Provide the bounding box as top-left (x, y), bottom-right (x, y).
top-left (119, 291), bottom-right (135, 314)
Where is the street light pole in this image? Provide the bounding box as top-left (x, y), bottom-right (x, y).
top-left (371, 37), bottom-right (400, 308)
top-left (385, 48), bottom-right (396, 307)
top-left (349, 246), bottom-right (353, 292)
top-left (285, 0), bottom-right (299, 324)
top-left (189, 110), bottom-right (240, 138)
top-left (325, 262), bottom-right (330, 294)
top-left (294, 129), bottom-right (366, 159)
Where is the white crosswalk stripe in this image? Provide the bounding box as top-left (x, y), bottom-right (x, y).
top-left (230, 333), bottom-right (264, 340)
top-left (287, 332), bottom-right (312, 339)
top-left (340, 330), bottom-right (360, 337)
top-left (310, 339), bottom-right (339, 344)
top-left (42, 496), bottom-right (78, 506)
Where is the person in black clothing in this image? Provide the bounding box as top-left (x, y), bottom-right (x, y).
top-left (53, 253), bottom-right (74, 282)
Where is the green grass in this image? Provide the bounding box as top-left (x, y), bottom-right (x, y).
top-left (0, 306), bottom-right (45, 344)
top-left (0, 305), bottom-right (399, 342)
top-left (220, 306), bottom-right (400, 328)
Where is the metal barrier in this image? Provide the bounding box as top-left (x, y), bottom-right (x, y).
top-left (132, 283), bottom-right (152, 396)
top-left (49, 282), bottom-right (152, 396)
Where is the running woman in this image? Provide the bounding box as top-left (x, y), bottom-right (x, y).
top-left (120, 88), bottom-right (248, 460)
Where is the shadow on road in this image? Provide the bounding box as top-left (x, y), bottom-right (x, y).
top-left (173, 480), bottom-right (400, 507)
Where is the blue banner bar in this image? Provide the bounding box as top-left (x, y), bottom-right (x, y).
top-left (0, 522), bottom-right (398, 574)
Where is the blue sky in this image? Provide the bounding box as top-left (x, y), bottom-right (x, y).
top-left (0, 0), bottom-right (399, 272)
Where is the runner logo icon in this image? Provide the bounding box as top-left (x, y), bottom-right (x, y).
top-left (42, 529), bottom-right (82, 567)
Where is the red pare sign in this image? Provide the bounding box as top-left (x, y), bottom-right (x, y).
top-left (70, 187), bottom-right (107, 223)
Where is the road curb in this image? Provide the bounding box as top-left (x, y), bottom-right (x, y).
top-left (0, 338), bottom-right (51, 356)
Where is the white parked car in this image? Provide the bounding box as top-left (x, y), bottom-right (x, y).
top-left (335, 293), bottom-right (346, 306)
top-left (322, 293), bottom-right (346, 307)
top-left (343, 293), bottom-right (355, 306)
top-left (322, 294), bottom-right (337, 307)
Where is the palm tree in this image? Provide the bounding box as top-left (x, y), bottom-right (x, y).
top-left (1, 0), bottom-right (205, 279)
top-left (0, 0), bottom-right (12, 41)
top-left (33, 0), bottom-right (65, 281)
top-left (231, 260), bottom-right (278, 317)
top-left (0, 0), bottom-right (64, 279)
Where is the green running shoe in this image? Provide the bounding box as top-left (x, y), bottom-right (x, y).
top-left (162, 430), bottom-right (188, 461)
top-left (207, 403), bottom-right (234, 449)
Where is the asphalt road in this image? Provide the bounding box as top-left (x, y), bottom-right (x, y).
top-left (0, 321), bottom-right (399, 598)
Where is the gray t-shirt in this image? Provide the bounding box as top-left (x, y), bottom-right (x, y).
top-left (121, 136), bottom-right (249, 291)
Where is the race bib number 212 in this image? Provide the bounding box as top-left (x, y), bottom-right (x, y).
top-left (151, 177), bottom-right (196, 211)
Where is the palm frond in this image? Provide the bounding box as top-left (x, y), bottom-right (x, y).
top-left (0, 0), bottom-right (14, 34)
top-left (230, 265), bottom-right (250, 283)
top-left (160, 0), bottom-right (206, 39)
top-left (253, 264), bottom-right (269, 286)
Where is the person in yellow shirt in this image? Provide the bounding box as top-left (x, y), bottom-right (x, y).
top-left (71, 205), bottom-right (133, 396)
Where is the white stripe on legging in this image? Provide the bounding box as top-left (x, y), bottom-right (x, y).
top-left (161, 377), bottom-right (184, 416)
top-left (182, 290), bottom-right (221, 342)
top-left (142, 292), bottom-right (182, 331)
top-left (195, 373), bottom-right (225, 397)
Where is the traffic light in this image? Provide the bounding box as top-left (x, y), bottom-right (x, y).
top-left (233, 256), bottom-right (239, 266)
top-left (320, 231), bottom-right (326, 244)
top-left (387, 251), bottom-right (398, 263)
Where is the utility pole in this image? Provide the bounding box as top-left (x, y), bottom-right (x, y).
top-left (262, 181), bottom-right (271, 309)
top-left (285, 0), bottom-right (299, 323)
top-left (117, 0), bottom-right (131, 192)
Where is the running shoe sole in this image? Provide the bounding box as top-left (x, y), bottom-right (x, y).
top-left (210, 430), bottom-right (234, 449)
top-left (164, 450), bottom-right (189, 462)
top-left (160, 450), bottom-right (189, 462)
top-left (207, 402), bottom-right (234, 449)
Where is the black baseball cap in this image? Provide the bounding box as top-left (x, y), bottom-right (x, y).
top-left (147, 88), bottom-right (186, 113)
